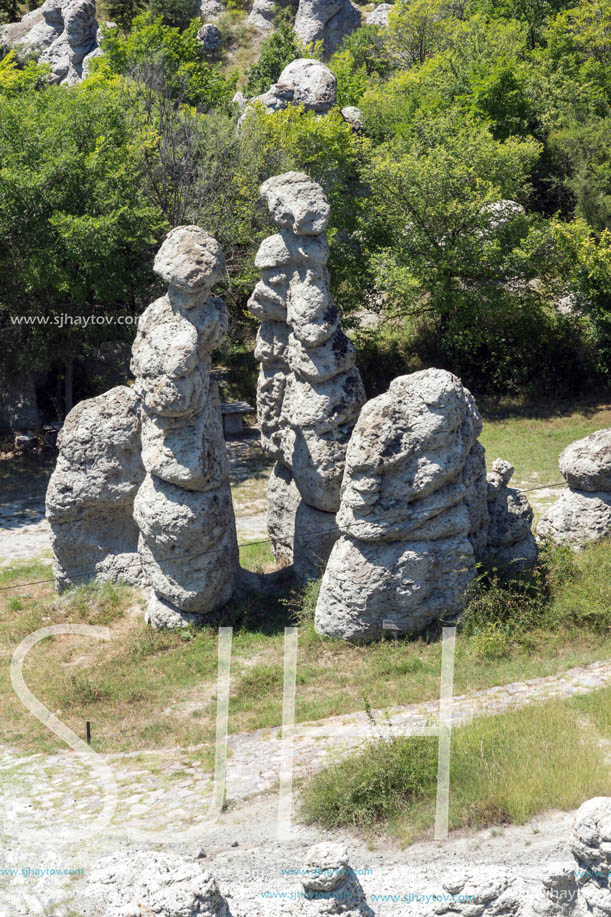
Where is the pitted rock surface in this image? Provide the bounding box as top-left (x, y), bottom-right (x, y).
top-left (315, 369), bottom-right (487, 641)
top-left (46, 385), bottom-right (145, 591)
top-left (485, 458), bottom-right (538, 574)
top-left (132, 227), bottom-right (239, 626)
top-left (538, 429), bottom-right (611, 550)
top-left (249, 172), bottom-right (365, 578)
top-left (294, 0), bottom-right (361, 56)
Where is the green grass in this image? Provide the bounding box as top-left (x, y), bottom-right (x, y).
top-left (300, 686), bottom-right (611, 845)
top-left (0, 540), bottom-right (610, 758)
top-left (479, 401), bottom-right (611, 489)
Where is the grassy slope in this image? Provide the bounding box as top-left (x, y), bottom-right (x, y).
top-left (0, 402), bottom-right (609, 758)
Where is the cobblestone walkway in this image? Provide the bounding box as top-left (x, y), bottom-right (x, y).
top-left (1, 658), bottom-right (609, 844)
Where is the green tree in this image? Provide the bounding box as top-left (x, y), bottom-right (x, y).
top-left (0, 71), bottom-right (167, 412)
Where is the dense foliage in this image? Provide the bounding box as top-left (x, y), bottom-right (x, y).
top-left (1, 0), bottom-right (610, 413)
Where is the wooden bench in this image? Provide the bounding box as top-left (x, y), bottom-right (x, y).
top-left (220, 402), bottom-right (255, 436)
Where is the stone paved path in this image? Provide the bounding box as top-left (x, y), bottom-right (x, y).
top-left (1, 658), bottom-right (609, 842)
top-left (1, 658), bottom-right (610, 914)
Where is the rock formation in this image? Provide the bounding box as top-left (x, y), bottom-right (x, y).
top-left (249, 172), bottom-right (365, 579)
top-left (570, 796), bottom-right (611, 917)
top-left (131, 226), bottom-right (240, 628)
top-left (46, 386), bottom-right (145, 592)
top-left (485, 457), bottom-right (538, 573)
top-left (285, 843), bottom-right (374, 916)
top-left (364, 2), bottom-right (392, 26)
top-left (250, 58), bottom-right (338, 115)
top-left (197, 22), bottom-right (222, 53)
top-left (1, 0), bottom-right (104, 86)
top-left (294, 0), bottom-right (361, 56)
top-left (248, 0), bottom-right (276, 30)
top-left (537, 429), bottom-right (611, 549)
top-left (200, 0), bottom-right (225, 19)
top-left (314, 369), bottom-right (487, 642)
top-left (86, 850), bottom-right (230, 917)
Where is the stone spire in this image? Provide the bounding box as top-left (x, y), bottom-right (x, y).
top-left (132, 226), bottom-right (239, 628)
top-left (249, 172), bottom-right (365, 579)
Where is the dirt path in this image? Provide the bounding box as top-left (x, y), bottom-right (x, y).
top-left (0, 432), bottom-right (273, 567)
top-left (1, 658), bottom-right (609, 914)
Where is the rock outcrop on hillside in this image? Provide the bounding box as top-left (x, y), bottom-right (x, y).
top-left (537, 429), bottom-right (611, 549)
top-left (249, 171), bottom-right (365, 579)
top-left (46, 386), bottom-right (145, 592)
top-left (249, 58), bottom-right (338, 115)
top-left (131, 226), bottom-right (239, 628)
top-left (294, 0), bottom-right (361, 56)
top-left (1, 0), bottom-right (104, 85)
top-left (314, 369), bottom-right (487, 641)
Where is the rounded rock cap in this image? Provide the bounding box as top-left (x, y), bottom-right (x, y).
top-left (154, 225), bottom-right (225, 293)
top-left (260, 172), bottom-right (330, 236)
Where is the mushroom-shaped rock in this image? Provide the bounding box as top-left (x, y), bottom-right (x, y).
top-left (154, 225), bottom-right (225, 297)
top-left (559, 429), bottom-right (611, 493)
top-left (197, 21), bottom-right (222, 51)
top-left (252, 59), bottom-right (338, 116)
top-left (260, 171), bottom-right (331, 236)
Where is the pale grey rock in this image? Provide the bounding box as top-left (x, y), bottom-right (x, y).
top-left (198, 21), bottom-right (222, 51)
top-left (570, 798), bottom-right (611, 917)
top-left (463, 440), bottom-right (489, 559)
top-left (251, 172), bottom-right (364, 574)
top-left (559, 429), bottom-right (611, 493)
top-left (46, 386), bottom-right (145, 591)
top-left (261, 170), bottom-right (331, 235)
top-left (248, 0), bottom-right (276, 30)
top-left (153, 225), bottom-right (225, 297)
top-left (537, 490), bottom-right (611, 550)
top-left (315, 370), bottom-right (482, 641)
top-left (251, 58), bottom-right (337, 116)
top-left (200, 0), bottom-right (225, 18)
top-left (133, 228), bottom-right (239, 625)
top-left (485, 459), bottom-right (537, 573)
top-left (136, 476), bottom-right (238, 613)
top-left (481, 199), bottom-right (526, 232)
top-left (364, 3), bottom-right (392, 25)
top-left (341, 105), bottom-right (363, 130)
top-left (252, 60), bottom-right (338, 116)
top-left (431, 867), bottom-right (525, 917)
top-left (39, 0), bottom-right (99, 85)
top-left (285, 843), bottom-right (374, 915)
top-left (537, 429), bottom-right (611, 550)
top-left (294, 0), bottom-right (361, 56)
top-left (86, 849), bottom-right (229, 916)
top-left (267, 462), bottom-right (340, 578)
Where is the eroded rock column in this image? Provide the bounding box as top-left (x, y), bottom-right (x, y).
top-left (314, 369), bottom-right (486, 642)
top-left (537, 429), bottom-right (611, 549)
top-left (46, 386), bottom-right (145, 591)
top-left (132, 226), bottom-right (239, 628)
top-left (249, 172), bottom-right (365, 579)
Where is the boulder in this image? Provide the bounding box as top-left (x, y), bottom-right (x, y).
top-left (485, 458), bottom-right (538, 574)
top-left (38, 0), bottom-right (99, 85)
top-left (559, 429), bottom-right (611, 493)
top-left (248, 0), bottom-right (276, 29)
top-left (364, 3), bottom-right (392, 25)
top-left (285, 842), bottom-right (374, 915)
top-left (200, 0), bottom-right (225, 18)
top-left (341, 105), bottom-right (363, 130)
top-left (294, 0), bottom-right (361, 56)
top-left (252, 59), bottom-right (338, 116)
top-left (46, 386), bottom-right (145, 591)
top-left (570, 798), bottom-right (611, 917)
top-left (315, 370), bottom-right (484, 641)
top-left (537, 490), bottom-right (611, 550)
top-left (537, 429), bottom-right (611, 550)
